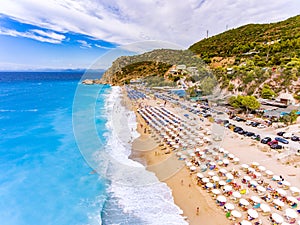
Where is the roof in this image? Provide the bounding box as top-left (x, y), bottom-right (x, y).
top-left (278, 92), bottom-right (294, 100)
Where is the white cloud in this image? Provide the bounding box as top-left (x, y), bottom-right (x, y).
top-left (0, 0), bottom-right (300, 47)
top-left (77, 40), bottom-right (92, 48)
top-left (0, 27), bottom-right (65, 44)
top-left (94, 44), bottom-right (113, 49)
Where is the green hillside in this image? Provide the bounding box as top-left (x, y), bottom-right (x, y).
top-left (189, 15), bottom-right (300, 96)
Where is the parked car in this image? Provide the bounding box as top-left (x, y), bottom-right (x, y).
top-left (283, 132), bottom-right (294, 139)
top-left (251, 134), bottom-right (261, 141)
top-left (271, 144), bottom-right (283, 149)
top-left (251, 122), bottom-right (260, 127)
top-left (275, 137), bottom-right (289, 144)
top-left (277, 131), bottom-right (285, 136)
top-left (268, 140), bottom-right (278, 146)
top-left (233, 127), bottom-right (243, 133)
top-left (238, 130), bottom-right (247, 135)
top-left (245, 132), bottom-right (255, 137)
top-left (261, 137), bottom-right (272, 144)
top-left (245, 120), bottom-right (252, 126)
top-left (291, 136), bottom-right (300, 142)
top-left (257, 124), bottom-right (266, 129)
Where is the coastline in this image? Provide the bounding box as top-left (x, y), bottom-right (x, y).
top-left (121, 86), bottom-right (300, 225)
top-left (121, 87), bottom-right (231, 225)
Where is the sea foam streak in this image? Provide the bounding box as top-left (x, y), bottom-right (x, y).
top-left (102, 86), bottom-right (188, 225)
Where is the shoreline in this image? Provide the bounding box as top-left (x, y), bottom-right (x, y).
top-left (121, 86), bottom-right (300, 225)
top-left (121, 87), bottom-right (231, 225)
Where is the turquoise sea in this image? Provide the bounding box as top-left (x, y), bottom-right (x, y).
top-left (0, 72), bottom-right (187, 225)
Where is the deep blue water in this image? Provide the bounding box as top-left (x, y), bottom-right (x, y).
top-left (0, 72), bottom-right (107, 225)
top-left (0, 72), bottom-right (187, 225)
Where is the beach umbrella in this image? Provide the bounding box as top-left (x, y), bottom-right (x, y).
top-left (257, 186), bottom-right (266, 193)
top-left (241, 164), bottom-right (249, 170)
top-left (258, 165), bottom-right (266, 172)
top-left (233, 157), bottom-right (240, 163)
top-left (217, 161), bottom-right (223, 166)
top-left (202, 177), bottom-right (210, 183)
top-left (212, 176), bottom-right (220, 182)
top-left (273, 198), bottom-right (284, 207)
top-left (272, 175), bottom-right (281, 181)
top-left (265, 170), bottom-right (273, 176)
top-left (208, 171), bottom-right (215, 177)
top-left (253, 171), bottom-right (261, 178)
top-left (271, 213), bottom-right (284, 224)
top-left (287, 196), bottom-right (298, 203)
top-left (219, 180), bottom-right (226, 186)
top-left (228, 153), bottom-right (235, 159)
top-left (276, 188), bottom-right (287, 196)
top-left (176, 152), bottom-right (182, 157)
top-left (206, 182), bottom-right (214, 188)
top-left (260, 203), bottom-right (271, 212)
top-left (251, 162), bottom-right (259, 167)
top-left (243, 175), bottom-right (251, 182)
top-left (247, 167), bottom-right (255, 173)
top-left (219, 168), bottom-right (227, 174)
top-left (282, 180), bottom-right (291, 188)
top-left (190, 166), bottom-right (197, 171)
top-left (173, 145), bottom-right (180, 149)
top-left (189, 152), bottom-right (196, 157)
top-left (212, 189), bottom-right (221, 195)
top-left (286, 208), bottom-right (298, 219)
top-left (290, 186), bottom-right (300, 195)
top-left (239, 198), bottom-right (249, 206)
top-left (225, 203), bottom-right (235, 211)
top-left (250, 180), bottom-right (258, 187)
top-left (223, 185), bottom-right (232, 192)
top-left (217, 195), bottom-right (227, 203)
top-left (180, 154), bottom-right (187, 160)
top-left (197, 173), bottom-right (204, 179)
top-left (186, 162), bottom-right (193, 167)
top-left (240, 220), bottom-right (251, 225)
top-left (250, 196), bottom-right (261, 203)
top-left (232, 191), bottom-right (241, 199)
top-left (247, 209), bottom-right (258, 219)
top-left (218, 148), bottom-right (225, 153)
top-left (226, 173), bottom-right (234, 180)
top-left (231, 210), bottom-right (242, 218)
top-left (223, 159), bottom-right (229, 166)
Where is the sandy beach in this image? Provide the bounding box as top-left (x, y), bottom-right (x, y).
top-left (123, 87), bottom-right (300, 225)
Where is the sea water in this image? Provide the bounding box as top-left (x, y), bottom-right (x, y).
top-left (0, 72), bottom-right (187, 225)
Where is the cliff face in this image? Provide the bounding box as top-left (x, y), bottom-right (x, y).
top-left (100, 49), bottom-right (207, 85)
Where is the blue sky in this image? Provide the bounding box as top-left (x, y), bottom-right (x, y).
top-left (0, 0), bottom-right (299, 71)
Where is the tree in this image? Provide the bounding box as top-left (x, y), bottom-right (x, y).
top-left (290, 110), bottom-right (298, 124)
top-left (261, 84), bottom-right (275, 99)
top-left (241, 96), bottom-right (260, 112)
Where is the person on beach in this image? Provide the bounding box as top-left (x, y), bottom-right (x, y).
top-left (196, 207), bottom-right (199, 215)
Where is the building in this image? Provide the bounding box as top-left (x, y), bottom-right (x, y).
top-left (277, 92), bottom-right (295, 105)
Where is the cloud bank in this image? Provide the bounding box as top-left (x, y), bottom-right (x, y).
top-left (0, 0), bottom-right (299, 47)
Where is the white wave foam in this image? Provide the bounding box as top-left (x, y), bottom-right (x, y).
top-left (0, 109), bottom-right (38, 112)
top-left (102, 86), bottom-right (188, 225)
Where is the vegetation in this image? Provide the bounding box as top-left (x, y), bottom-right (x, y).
top-left (261, 84), bottom-right (276, 99)
top-left (189, 15), bottom-right (300, 97)
top-left (280, 110), bottom-right (298, 125)
top-left (101, 49), bottom-right (210, 85)
top-left (228, 95), bottom-right (260, 112)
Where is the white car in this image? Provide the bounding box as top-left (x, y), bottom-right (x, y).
top-left (257, 124), bottom-right (266, 129)
top-left (245, 120), bottom-right (252, 126)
